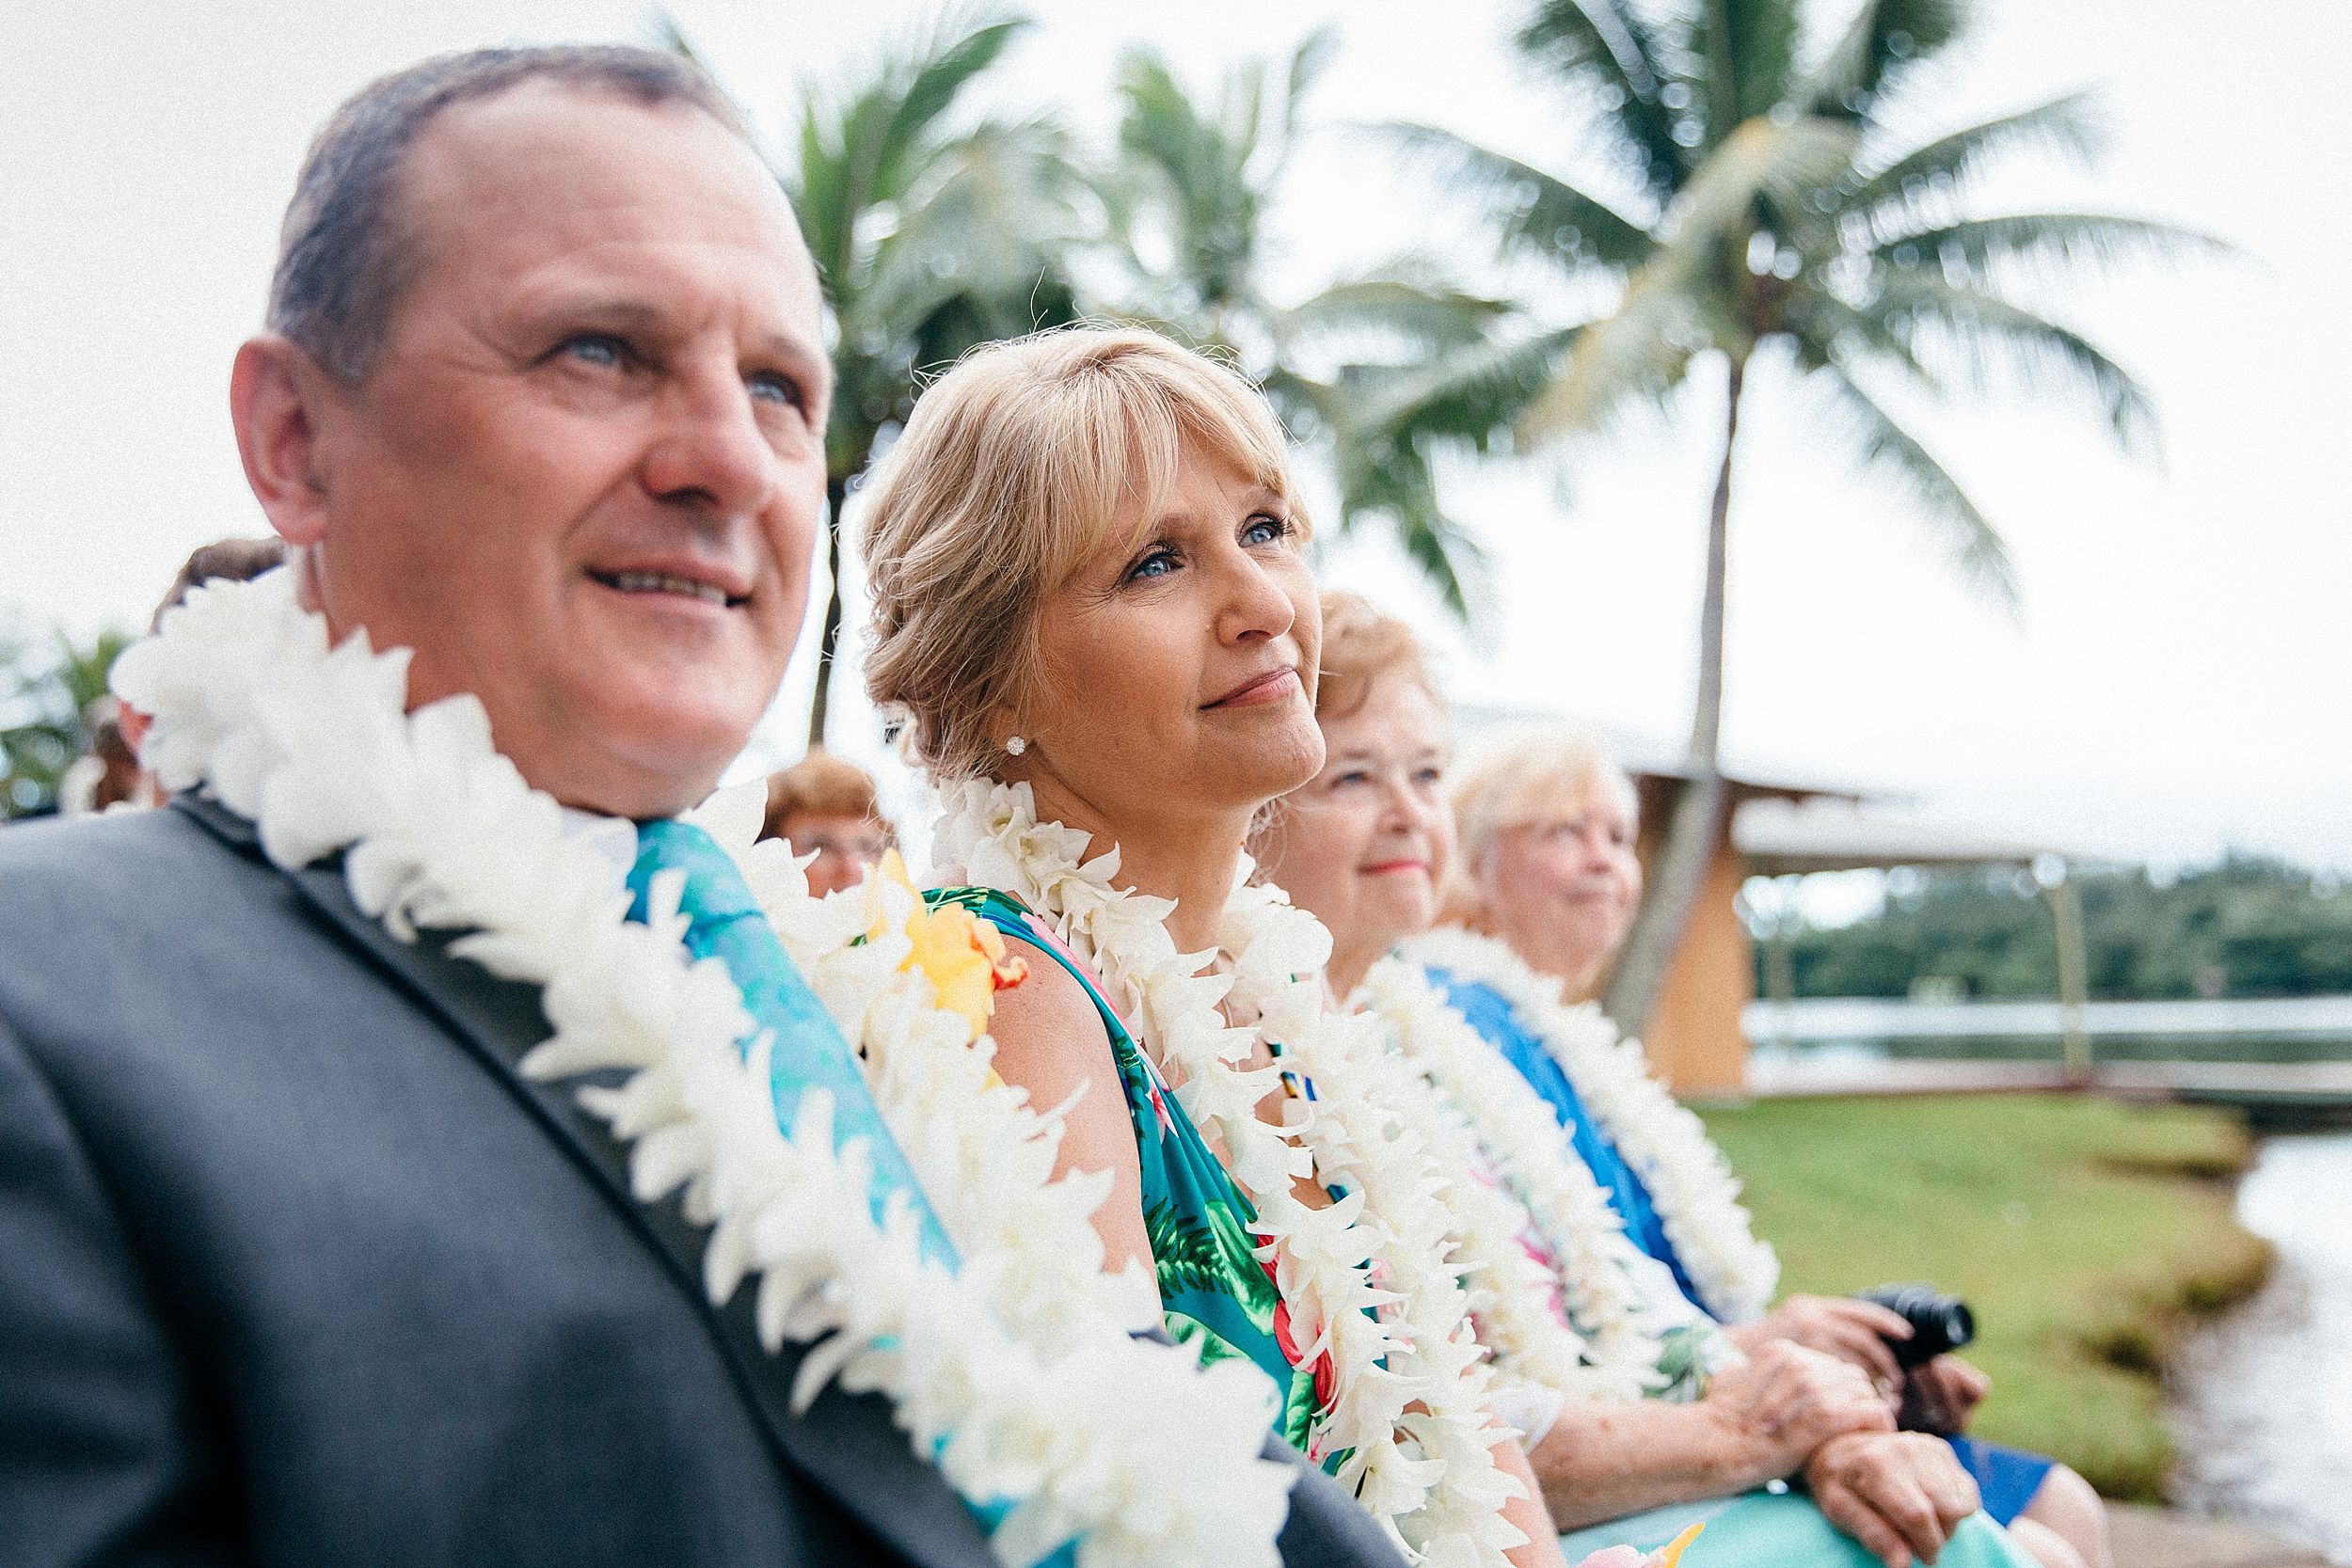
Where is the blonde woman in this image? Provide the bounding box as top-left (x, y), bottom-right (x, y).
top-left (859, 328), bottom-right (1571, 1568)
top-left (1257, 592), bottom-right (2084, 1568)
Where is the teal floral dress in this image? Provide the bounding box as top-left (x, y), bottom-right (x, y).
top-left (930, 887), bottom-right (1339, 1460)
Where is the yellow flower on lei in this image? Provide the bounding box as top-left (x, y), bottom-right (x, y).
top-left (863, 849), bottom-right (1027, 1037)
top-left (1651, 1524), bottom-right (1704, 1566)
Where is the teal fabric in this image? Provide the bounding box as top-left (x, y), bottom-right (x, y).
top-left (930, 886), bottom-right (1334, 1460)
top-left (1559, 1489), bottom-right (2037, 1567)
top-left (627, 818), bottom-right (957, 1264)
top-left (629, 824), bottom-right (1081, 1564)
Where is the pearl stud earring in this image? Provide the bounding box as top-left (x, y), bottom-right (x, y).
top-left (1005, 736), bottom-right (1028, 756)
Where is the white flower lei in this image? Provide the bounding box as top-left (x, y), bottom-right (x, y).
top-left (112, 570), bottom-right (1292, 1568)
top-left (1353, 958), bottom-right (1663, 1402)
top-left (932, 778), bottom-right (1528, 1568)
top-left (1401, 930), bottom-right (1778, 1327)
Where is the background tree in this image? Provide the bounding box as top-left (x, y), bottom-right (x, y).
top-left (0, 620), bottom-right (130, 819)
top-left (773, 14), bottom-right (1087, 746)
top-left (1396, 0), bottom-right (2217, 1029)
top-left (1760, 858), bottom-right (2352, 1005)
top-left (1099, 29), bottom-right (1516, 615)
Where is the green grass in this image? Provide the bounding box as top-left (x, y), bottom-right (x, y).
top-left (1697, 1094), bottom-right (2271, 1500)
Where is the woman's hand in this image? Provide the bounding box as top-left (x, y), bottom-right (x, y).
top-left (1804, 1431), bottom-right (1980, 1568)
top-left (1731, 1294), bottom-right (1913, 1392)
top-left (1696, 1340), bottom-right (1897, 1488)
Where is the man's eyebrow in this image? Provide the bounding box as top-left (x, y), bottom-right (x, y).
top-left (535, 298), bottom-right (668, 331)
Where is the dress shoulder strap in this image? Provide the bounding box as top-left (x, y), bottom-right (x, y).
top-left (926, 886), bottom-right (1132, 1046)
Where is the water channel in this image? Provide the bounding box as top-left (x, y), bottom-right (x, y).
top-left (2169, 1132), bottom-right (2352, 1561)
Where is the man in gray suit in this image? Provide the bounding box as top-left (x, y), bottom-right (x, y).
top-left (0, 46), bottom-right (1408, 1568)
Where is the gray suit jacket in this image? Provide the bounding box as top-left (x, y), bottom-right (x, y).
top-left (0, 797), bottom-right (1409, 1568)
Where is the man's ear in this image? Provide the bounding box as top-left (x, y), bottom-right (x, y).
top-left (229, 335), bottom-right (338, 547)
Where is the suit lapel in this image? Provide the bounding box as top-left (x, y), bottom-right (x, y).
top-left (173, 795), bottom-right (993, 1568)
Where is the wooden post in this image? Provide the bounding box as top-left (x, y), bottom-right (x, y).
top-left (2040, 857), bottom-right (2092, 1085)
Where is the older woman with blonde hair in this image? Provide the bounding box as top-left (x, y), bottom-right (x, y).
top-left (858, 327), bottom-right (1574, 1568)
top-left (1257, 591), bottom-right (2096, 1568)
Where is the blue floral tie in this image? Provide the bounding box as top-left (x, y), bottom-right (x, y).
top-left (625, 817), bottom-right (959, 1267)
top-left (626, 818), bottom-right (1075, 1563)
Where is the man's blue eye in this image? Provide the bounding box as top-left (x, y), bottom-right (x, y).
top-left (749, 372), bottom-right (803, 408)
top-left (563, 335), bottom-right (625, 368)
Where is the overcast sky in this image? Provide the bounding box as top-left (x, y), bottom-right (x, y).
top-left (5, 0), bottom-right (2347, 871)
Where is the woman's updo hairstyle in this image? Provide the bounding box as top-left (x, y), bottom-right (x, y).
top-left (859, 326), bottom-right (1307, 781)
top-left (1313, 591), bottom-right (1444, 722)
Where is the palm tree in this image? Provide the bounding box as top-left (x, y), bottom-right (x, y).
top-left (1393, 0), bottom-right (2217, 1029)
top-left (1100, 30), bottom-right (1516, 615)
top-left (773, 14), bottom-right (1088, 746)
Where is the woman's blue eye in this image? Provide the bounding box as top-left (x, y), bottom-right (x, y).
top-left (1127, 548), bottom-right (1178, 582)
top-left (1244, 514), bottom-right (1290, 546)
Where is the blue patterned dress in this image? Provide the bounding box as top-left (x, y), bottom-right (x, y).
top-left (1430, 967), bottom-right (2049, 1564)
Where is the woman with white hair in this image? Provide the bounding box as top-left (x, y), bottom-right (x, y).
top-left (857, 327), bottom-right (1575, 1568)
top-left (1256, 590), bottom-right (2093, 1568)
top-left (1423, 729), bottom-right (2106, 1568)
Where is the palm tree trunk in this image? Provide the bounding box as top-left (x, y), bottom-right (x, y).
top-left (1602, 351), bottom-right (1747, 1034)
top-left (805, 474), bottom-right (850, 752)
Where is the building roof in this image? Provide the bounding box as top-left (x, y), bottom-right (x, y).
top-left (1445, 699), bottom-right (2087, 872)
top-left (1733, 796), bottom-right (2063, 875)
top-left (1448, 701), bottom-right (1864, 805)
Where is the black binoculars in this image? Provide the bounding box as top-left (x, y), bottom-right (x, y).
top-left (1853, 1282), bottom-right (1976, 1369)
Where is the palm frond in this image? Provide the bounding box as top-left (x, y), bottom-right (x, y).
top-left (1814, 354), bottom-right (2022, 612)
top-left (1878, 211), bottom-right (2233, 285)
top-left (862, 117), bottom-right (1082, 332)
top-left (1323, 423), bottom-right (1492, 619)
top-left (1870, 272), bottom-right (2160, 453)
top-left (1679, 0), bottom-right (1804, 145)
top-left (1659, 114), bottom-right (1860, 249)
top-left (1283, 24), bottom-right (1343, 141)
top-left (1383, 121), bottom-right (1655, 271)
top-left (1843, 91), bottom-right (2107, 240)
top-left (1786, 285), bottom-right (1948, 398)
top-left (1350, 325), bottom-right (1581, 439)
top-left (1514, 0), bottom-right (1688, 201)
top-left (1804, 0), bottom-right (1971, 119)
top-left (1521, 260), bottom-right (1714, 437)
top-left (1117, 46), bottom-right (1261, 306)
top-left (874, 18), bottom-right (1031, 200)
top-left (1284, 273), bottom-right (1512, 355)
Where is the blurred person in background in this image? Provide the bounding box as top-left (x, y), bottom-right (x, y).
top-left (56, 539), bottom-right (288, 816)
top-left (56, 697), bottom-right (144, 815)
top-left (1259, 590), bottom-right (2095, 1568)
top-left (758, 747), bottom-right (893, 894)
top-left (150, 537), bottom-right (291, 632)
